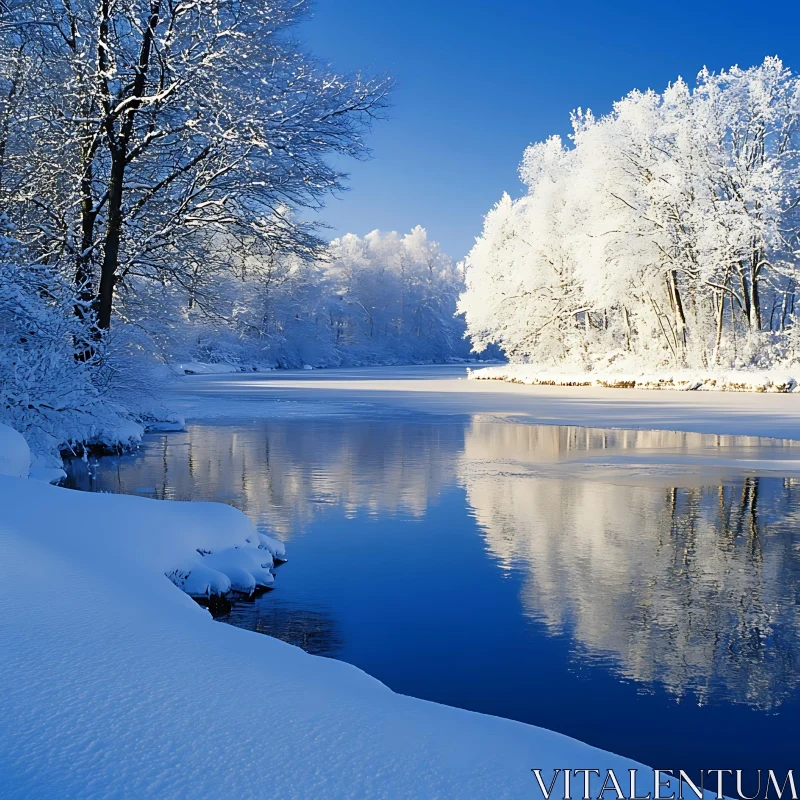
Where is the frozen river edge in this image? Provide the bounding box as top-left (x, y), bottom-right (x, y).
top-left (3, 365), bottom-right (796, 799)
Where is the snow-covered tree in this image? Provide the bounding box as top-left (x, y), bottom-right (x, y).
top-left (0, 0), bottom-right (390, 332)
top-left (0, 216), bottom-right (153, 465)
top-left (326, 226), bottom-right (468, 363)
top-left (124, 225), bottom-right (470, 369)
top-left (460, 57), bottom-right (800, 372)
top-left (0, 1), bottom-right (402, 460)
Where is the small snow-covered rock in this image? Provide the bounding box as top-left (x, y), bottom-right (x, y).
top-left (0, 423), bottom-right (30, 478)
top-left (247, 532), bottom-right (287, 561)
top-left (167, 562), bottom-right (232, 598)
top-left (202, 546), bottom-right (275, 594)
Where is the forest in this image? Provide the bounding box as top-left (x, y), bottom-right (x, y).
top-left (0, 0), bottom-right (467, 463)
top-left (460, 58), bottom-right (800, 374)
top-left (2, 0), bottom-right (799, 464)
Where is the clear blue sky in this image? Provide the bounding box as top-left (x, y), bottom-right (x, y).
top-left (301, 0), bottom-right (800, 261)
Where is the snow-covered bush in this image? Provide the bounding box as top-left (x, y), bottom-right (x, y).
top-left (0, 225), bottom-right (152, 465)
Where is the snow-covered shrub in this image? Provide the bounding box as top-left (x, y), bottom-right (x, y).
top-left (0, 225), bottom-right (151, 465)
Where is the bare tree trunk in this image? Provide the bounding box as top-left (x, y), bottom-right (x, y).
top-left (75, 140), bottom-right (99, 324)
top-left (781, 285), bottom-right (794, 330)
top-left (97, 148), bottom-right (126, 329)
top-left (622, 306), bottom-right (632, 350)
top-left (737, 262), bottom-right (752, 329)
top-left (74, 151), bottom-right (100, 358)
top-left (96, 0), bottom-right (162, 331)
top-left (666, 270), bottom-right (687, 355)
top-left (750, 258), bottom-right (762, 331)
top-left (713, 290), bottom-right (725, 364)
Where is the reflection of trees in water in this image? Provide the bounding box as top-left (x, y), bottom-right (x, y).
top-left (66, 416), bottom-right (800, 708)
top-left (222, 599), bottom-right (344, 657)
top-left (653, 479), bottom-right (800, 710)
top-left (64, 419), bottom-right (464, 537)
top-left (458, 420), bottom-right (800, 467)
top-left (460, 423), bottom-right (800, 711)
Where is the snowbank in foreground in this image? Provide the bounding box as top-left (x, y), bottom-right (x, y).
top-left (469, 364), bottom-right (800, 393)
top-left (0, 423), bottom-right (30, 478)
top-left (0, 475), bottom-right (697, 799)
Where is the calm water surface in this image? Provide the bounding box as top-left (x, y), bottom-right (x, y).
top-left (64, 417), bottom-right (800, 771)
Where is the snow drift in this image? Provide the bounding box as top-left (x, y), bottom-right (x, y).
top-left (0, 461), bottom-right (699, 798)
top-left (0, 422), bottom-right (30, 478)
top-left (469, 365), bottom-right (800, 393)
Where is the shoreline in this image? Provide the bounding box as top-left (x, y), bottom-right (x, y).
top-left (468, 365), bottom-right (800, 393)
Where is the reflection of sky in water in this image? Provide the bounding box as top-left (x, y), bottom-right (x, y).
top-left (64, 418), bottom-right (800, 771)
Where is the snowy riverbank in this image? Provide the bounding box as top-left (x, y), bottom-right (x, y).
top-left (3, 365), bottom-right (795, 798)
top-left (0, 442), bottom-right (689, 799)
top-left (468, 364), bottom-right (800, 393)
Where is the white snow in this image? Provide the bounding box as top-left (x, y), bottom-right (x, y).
top-left (0, 470), bottom-right (692, 799)
top-left (2, 368), bottom-right (790, 797)
top-left (172, 361), bottom-right (244, 375)
top-left (469, 364), bottom-right (800, 393)
top-left (0, 422), bottom-right (30, 478)
top-left (28, 466), bottom-right (67, 484)
top-left (169, 364), bottom-right (800, 441)
top-left (144, 415), bottom-right (187, 432)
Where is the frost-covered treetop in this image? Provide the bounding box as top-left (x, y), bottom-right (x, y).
top-left (459, 57), bottom-right (800, 372)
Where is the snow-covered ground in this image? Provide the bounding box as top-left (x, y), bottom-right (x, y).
top-left (3, 367), bottom-right (797, 798)
top-left (1, 464), bottom-right (692, 799)
top-left (469, 364), bottom-right (800, 393)
top-left (169, 364), bottom-right (800, 441)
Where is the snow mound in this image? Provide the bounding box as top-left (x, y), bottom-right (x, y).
top-left (101, 418), bottom-right (145, 449)
top-left (469, 365), bottom-right (800, 393)
top-left (201, 547), bottom-right (274, 594)
top-left (0, 423), bottom-right (30, 478)
top-left (173, 361), bottom-right (242, 375)
top-left (251, 531), bottom-right (287, 561)
top-left (169, 537), bottom-right (283, 598)
top-left (0, 475), bottom-right (284, 604)
top-left (167, 529), bottom-right (289, 597)
top-left (0, 473), bottom-right (707, 799)
top-left (28, 466), bottom-right (67, 484)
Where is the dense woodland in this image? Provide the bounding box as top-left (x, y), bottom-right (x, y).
top-left (2, 0), bottom-right (799, 464)
top-left (460, 58), bottom-right (800, 372)
top-left (0, 0), bottom-right (468, 461)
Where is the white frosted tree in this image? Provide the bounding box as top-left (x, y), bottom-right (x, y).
top-left (326, 227), bottom-right (467, 362)
top-left (460, 57), bottom-right (800, 372)
top-left (0, 0), bottom-right (390, 332)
